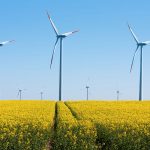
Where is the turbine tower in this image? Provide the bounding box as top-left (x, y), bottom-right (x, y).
top-left (46, 11), bottom-right (79, 101)
top-left (128, 24), bottom-right (150, 101)
top-left (40, 92), bottom-right (43, 100)
top-left (116, 90), bottom-right (119, 101)
top-left (0, 40), bottom-right (15, 47)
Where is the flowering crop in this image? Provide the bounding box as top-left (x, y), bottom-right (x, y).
top-left (0, 100), bottom-right (55, 150)
top-left (66, 101), bottom-right (150, 149)
top-left (53, 102), bottom-right (97, 150)
top-left (1, 100), bottom-right (150, 149)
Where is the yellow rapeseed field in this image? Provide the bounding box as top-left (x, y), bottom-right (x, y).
top-left (53, 102), bottom-right (97, 150)
top-left (1, 100), bottom-right (150, 149)
top-left (66, 101), bottom-right (150, 149)
top-left (0, 100), bottom-right (55, 150)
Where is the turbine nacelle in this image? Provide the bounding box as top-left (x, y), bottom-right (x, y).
top-left (57, 30), bottom-right (79, 39)
top-left (57, 35), bottom-right (67, 38)
top-left (138, 42), bottom-right (147, 47)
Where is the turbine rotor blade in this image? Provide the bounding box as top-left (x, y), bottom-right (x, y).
top-left (130, 45), bottom-right (139, 72)
top-left (0, 40), bottom-right (15, 46)
top-left (143, 41), bottom-right (150, 45)
top-left (46, 11), bottom-right (59, 36)
top-left (50, 38), bottom-right (59, 69)
top-left (62, 30), bottom-right (79, 37)
top-left (127, 23), bottom-right (139, 44)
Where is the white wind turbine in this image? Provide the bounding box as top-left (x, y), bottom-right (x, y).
top-left (46, 11), bottom-right (79, 101)
top-left (128, 24), bottom-right (150, 101)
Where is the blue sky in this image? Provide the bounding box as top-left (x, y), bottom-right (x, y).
top-left (1, 0), bottom-right (150, 100)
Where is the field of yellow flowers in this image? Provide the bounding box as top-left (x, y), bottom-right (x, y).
top-left (0, 100), bottom-right (55, 150)
top-left (53, 102), bottom-right (97, 150)
top-left (65, 101), bottom-right (150, 149)
top-left (0, 100), bottom-right (150, 150)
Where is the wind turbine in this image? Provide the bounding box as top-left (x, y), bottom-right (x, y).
top-left (17, 89), bottom-right (26, 100)
top-left (86, 86), bottom-right (89, 100)
top-left (128, 24), bottom-right (150, 101)
top-left (46, 11), bottom-right (79, 101)
top-left (0, 40), bottom-right (15, 47)
top-left (18, 89), bottom-right (22, 100)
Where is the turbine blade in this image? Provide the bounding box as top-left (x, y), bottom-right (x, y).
top-left (127, 24), bottom-right (139, 44)
top-left (130, 46), bottom-right (139, 72)
top-left (143, 41), bottom-right (150, 45)
top-left (46, 11), bottom-right (59, 36)
top-left (50, 38), bottom-right (59, 69)
top-left (0, 40), bottom-right (15, 46)
top-left (8, 40), bottom-right (15, 43)
top-left (62, 30), bottom-right (79, 37)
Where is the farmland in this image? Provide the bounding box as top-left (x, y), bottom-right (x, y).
top-left (0, 101), bottom-right (55, 150)
top-left (0, 101), bottom-right (150, 149)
